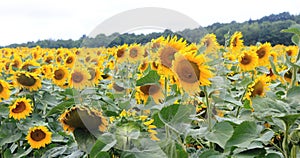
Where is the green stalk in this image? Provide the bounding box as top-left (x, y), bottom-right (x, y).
top-left (282, 123), bottom-right (290, 158)
top-left (204, 86), bottom-right (213, 149)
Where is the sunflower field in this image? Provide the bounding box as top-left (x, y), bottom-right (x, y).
top-left (0, 24), bottom-right (300, 158)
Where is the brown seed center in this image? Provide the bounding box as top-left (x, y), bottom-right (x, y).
top-left (12, 101), bottom-right (26, 113)
top-left (30, 129), bottom-right (46, 141)
top-left (16, 73), bottom-right (37, 86)
top-left (54, 69), bottom-right (65, 80)
top-left (88, 68), bottom-right (96, 81)
top-left (175, 59), bottom-right (200, 83)
top-left (256, 48), bottom-right (266, 58)
top-left (140, 85), bottom-right (160, 95)
top-left (66, 57), bottom-right (73, 64)
top-left (251, 81), bottom-right (264, 97)
top-left (0, 83), bottom-right (3, 93)
top-left (129, 48), bottom-right (138, 58)
top-left (159, 46), bottom-right (177, 68)
top-left (113, 83), bottom-right (125, 92)
top-left (117, 48), bottom-right (126, 58)
top-left (72, 72), bottom-right (84, 83)
top-left (241, 54), bottom-right (252, 65)
top-left (286, 50), bottom-right (293, 56)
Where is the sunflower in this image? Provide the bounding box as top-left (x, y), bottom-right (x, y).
top-left (52, 66), bottom-right (69, 87)
top-left (238, 50), bottom-right (258, 71)
top-left (172, 52), bottom-right (213, 95)
top-left (199, 33), bottom-right (220, 54)
top-left (0, 79), bottom-right (11, 101)
top-left (13, 71), bottom-right (42, 91)
top-left (150, 36), bottom-right (165, 50)
top-left (128, 44), bottom-right (144, 63)
top-left (115, 44), bottom-right (128, 63)
top-left (138, 60), bottom-right (149, 72)
top-left (256, 42), bottom-right (271, 66)
top-left (64, 53), bottom-right (76, 68)
top-left (41, 65), bottom-right (53, 79)
top-left (10, 55), bottom-right (22, 71)
top-left (69, 67), bottom-right (91, 89)
top-left (26, 126), bottom-right (52, 149)
top-left (43, 54), bottom-right (55, 64)
top-left (58, 106), bottom-right (108, 133)
top-left (285, 45), bottom-right (298, 62)
top-left (245, 75), bottom-right (270, 105)
top-left (20, 59), bottom-right (41, 74)
top-left (136, 84), bottom-right (164, 104)
top-left (230, 32), bottom-right (244, 53)
top-left (87, 66), bottom-right (102, 85)
top-left (9, 97), bottom-right (33, 120)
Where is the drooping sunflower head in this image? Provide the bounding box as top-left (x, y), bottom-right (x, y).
top-left (0, 79), bottom-right (11, 101)
top-left (52, 66), bottom-right (69, 87)
top-left (230, 32), bottom-right (244, 53)
top-left (58, 106), bottom-right (108, 133)
top-left (245, 75), bottom-right (270, 104)
top-left (256, 42), bottom-right (271, 66)
top-left (9, 97), bottom-right (33, 120)
top-left (69, 66), bottom-right (91, 90)
top-left (172, 52), bottom-right (213, 95)
top-left (136, 84), bottom-right (164, 104)
top-left (26, 126), bottom-right (52, 149)
top-left (13, 71), bottom-right (42, 91)
top-left (238, 50), bottom-right (258, 72)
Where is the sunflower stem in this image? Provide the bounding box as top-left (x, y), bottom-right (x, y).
top-left (290, 67), bottom-right (297, 88)
top-left (204, 86), bottom-right (213, 149)
top-left (282, 123), bottom-right (290, 158)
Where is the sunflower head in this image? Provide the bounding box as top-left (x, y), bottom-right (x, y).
top-left (256, 42), bottom-right (271, 66)
top-left (0, 79), bottom-right (11, 101)
top-left (136, 84), bottom-right (164, 104)
top-left (238, 50), bottom-right (258, 72)
top-left (230, 32), bottom-right (244, 53)
top-left (69, 66), bottom-right (91, 89)
top-left (26, 126), bottom-right (52, 149)
top-left (245, 75), bottom-right (270, 105)
top-left (200, 33), bottom-right (220, 54)
top-left (58, 106), bottom-right (108, 133)
top-left (115, 44), bottom-right (128, 63)
top-left (128, 44), bottom-right (144, 63)
top-left (9, 97), bottom-right (33, 120)
top-left (14, 71), bottom-right (42, 91)
top-left (52, 66), bottom-right (69, 87)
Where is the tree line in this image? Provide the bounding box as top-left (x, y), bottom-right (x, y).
top-left (2, 12), bottom-right (299, 48)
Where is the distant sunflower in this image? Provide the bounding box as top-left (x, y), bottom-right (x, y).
top-left (26, 126), bottom-right (52, 149)
top-left (245, 75), bottom-right (270, 105)
top-left (238, 50), bottom-right (258, 71)
top-left (43, 54), bottom-right (55, 64)
top-left (64, 54), bottom-right (76, 68)
top-left (0, 80), bottom-right (11, 101)
top-left (136, 84), bottom-right (164, 104)
top-left (115, 44), bottom-right (128, 63)
top-left (200, 33), bottom-right (220, 53)
top-left (69, 67), bottom-right (91, 89)
top-left (138, 60), bottom-right (149, 72)
top-left (14, 71), bottom-right (42, 91)
top-left (87, 66), bottom-right (102, 85)
top-left (20, 59), bottom-right (40, 74)
top-left (52, 66), bottom-right (69, 87)
top-left (41, 65), bottom-right (53, 79)
top-left (10, 55), bottom-right (22, 70)
top-left (285, 45), bottom-right (298, 62)
top-left (230, 32), bottom-right (244, 53)
top-left (58, 106), bottom-right (108, 133)
top-left (9, 97), bottom-right (33, 120)
top-left (128, 44), bottom-right (144, 63)
top-left (172, 52), bottom-right (213, 95)
top-left (151, 36), bottom-right (165, 50)
top-left (256, 43), bottom-right (271, 66)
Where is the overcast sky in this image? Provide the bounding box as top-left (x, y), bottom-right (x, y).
top-left (0, 0), bottom-right (299, 46)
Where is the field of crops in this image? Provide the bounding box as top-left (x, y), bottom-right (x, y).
top-left (0, 25), bottom-right (300, 158)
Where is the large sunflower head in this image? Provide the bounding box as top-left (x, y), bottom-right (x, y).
top-left (58, 106), bottom-right (108, 133)
top-left (238, 50), bottom-right (258, 72)
top-left (9, 97), bottom-right (33, 120)
top-left (52, 66), bottom-right (69, 87)
top-left (256, 42), bottom-right (271, 66)
top-left (69, 66), bottom-right (91, 89)
top-left (230, 32), bottom-right (244, 53)
top-left (172, 52), bottom-right (213, 95)
top-left (13, 71), bottom-right (42, 91)
top-left (26, 126), bottom-right (52, 149)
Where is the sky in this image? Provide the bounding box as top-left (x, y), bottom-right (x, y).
top-left (0, 0), bottom-right (299, 46)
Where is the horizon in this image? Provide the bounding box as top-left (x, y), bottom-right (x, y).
top-left (1, 0), bottom-right (300, 46)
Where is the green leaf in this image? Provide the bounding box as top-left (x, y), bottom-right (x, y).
top-left (287, 86), bottom-right (300, 98)
top-left (91, 152), bottom-right (110, 158)
top-left (0, 104), bottom-right (9, 116)
top-left (276, 113), bottom-right (300, 129)
top-left (269, 56), bottom-right (280, 76)
top-left (90, 140), bottom-right (107, 158)
top-left (234, 148), bottom-right (266, 158)
top-left (205, 121), bottom-right (234, 149)
top-left (160, 139), bottom-right (188, 158)
top-left (46, 98), bottom-right (75, 116)
top-left (198, 150), bottom-right (224, 158)
top-left (14, 147), bottom-right (32, 158)
top-left (225, 121), bottom-right (260, 148)
top-left (73, 128), bottom-right (97, 153)
top-left (3, 149), bottom-right (12, 158)
top-left (136, 70), bottom-right (160, 86)
top-left (0, 132), bottom-right (22, 146)
top-left (265, 153), bottom-right (282, 158)
top-left (292, 34), bottom-right (300, 45)
top-left (41, 146), bottom-right (67, 158)
top-left (281, 24), bottom-right (300, 36)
